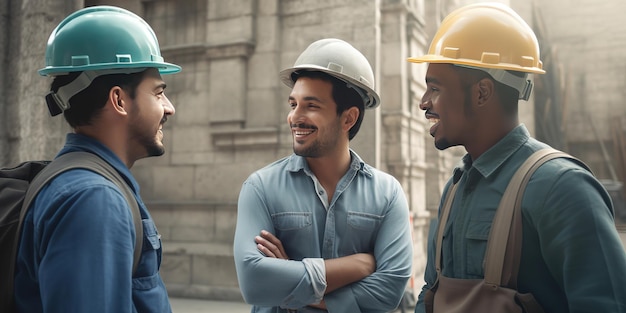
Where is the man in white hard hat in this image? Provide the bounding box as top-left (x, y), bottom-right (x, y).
top-left (234, 38), bottom-right (413, 312)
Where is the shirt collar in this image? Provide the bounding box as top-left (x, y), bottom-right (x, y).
top-left (286, 149), bottom-right (373, 177)
top-left (455, 124), bottom-right (530, 181)
top-left (56, 133), bottom-right (140, 192)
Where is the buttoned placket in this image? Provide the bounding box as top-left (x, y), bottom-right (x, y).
top-left (320, 162), bottom-right (360, 259)
top-left (450, 165), bottom-right (482, 276)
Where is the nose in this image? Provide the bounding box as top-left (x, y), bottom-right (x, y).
top-left (419, 95), bottom-right (430, 111)
top-left (288, 102), bottom-right (305, 123)
top-left (164, 94), bottom-right (175, 115)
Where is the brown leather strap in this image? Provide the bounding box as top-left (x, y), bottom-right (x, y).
top-left (434, 182), bottom-right (459, 274)
top-left (484, 148), bottom-right (589, 287)
top-left (434, 148), bottom-right (591, 289)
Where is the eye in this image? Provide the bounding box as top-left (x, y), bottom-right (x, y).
top-left (289, 101), bottom-right (297, 109)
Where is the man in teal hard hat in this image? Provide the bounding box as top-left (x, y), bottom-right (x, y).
top-left (13, 6), bottom-right (180, 312)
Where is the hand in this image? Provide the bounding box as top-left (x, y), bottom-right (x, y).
top-left (255, 230), bottom-right (289, 260)
top-left (308, 299), bottom-right (327, 310)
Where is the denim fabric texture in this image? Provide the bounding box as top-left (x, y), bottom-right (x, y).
top-left (235, 150), bottom-right (413, 313)
top-left (14, 133), bottom-right (171, 313)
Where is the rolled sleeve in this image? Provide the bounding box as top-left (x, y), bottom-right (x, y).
top-left (234, 178), bottom-right (327, 308)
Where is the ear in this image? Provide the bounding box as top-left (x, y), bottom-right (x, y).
top-left (342, 106), bottom-right (359, 132)
top-left (476, 78), bottom-right (495, 107)
top-left (109, 86), bottom-right (129, 116)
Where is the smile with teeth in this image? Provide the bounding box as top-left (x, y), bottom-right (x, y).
top-left (294, 129), bottom-right (315, 136)
top-left (428, 117), bottom-right (440, 125)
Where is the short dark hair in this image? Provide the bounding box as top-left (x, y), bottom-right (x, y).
top-left (290, 71), bottom-right (365, 140)
top-left (50, 70), bottom-right (146, 128)
top-left (455, 66), bottom-right (519, 117)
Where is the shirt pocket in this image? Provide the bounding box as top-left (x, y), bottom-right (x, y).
top-left (343, 211), bottom-right (383, 254)
top-left (142, 218), bottom-right (161, 251)
top-left (465, 219), bottom-right (491, 277)
top-left (132, 219), bottom-right (162, 289)
top-left (272, 212), bottom-right (312, 231)
top-left (347, 211), bottom-right (383, 231)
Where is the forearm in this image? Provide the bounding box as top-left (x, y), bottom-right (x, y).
top-left (324, 253), bottom-right (375, 294)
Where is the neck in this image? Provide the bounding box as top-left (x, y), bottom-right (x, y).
top-left (306, 148), bottom-right (352, 187)
top-left (74, 123), bottom-right (134, 168)
top-left (466, 121), bottom-right (519, 160)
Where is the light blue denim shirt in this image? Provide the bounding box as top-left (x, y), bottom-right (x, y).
top-left (234, 150), bottom-right (413, 313)
top-left (15, 133), bottom-right (171, 313)
top-left (415, 125), bottom-right (626, 313)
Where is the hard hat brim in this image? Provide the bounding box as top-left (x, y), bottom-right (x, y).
top-left (38, 61), bottom-right (181, 76)
top-left (279, 65), bottom-right (380, 109)
top-left (407, 55), bottom-right (545, 75)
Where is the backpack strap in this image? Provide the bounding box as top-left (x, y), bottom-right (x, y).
top-left (16, 151), bottom-right (143, 273)
top-left (483, 148), bottom-right (591, 287)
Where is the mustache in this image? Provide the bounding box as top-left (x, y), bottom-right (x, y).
top-left (160, 116), bottom-right (168, 124)
top-left (290, 123), bottom-right (316, 129)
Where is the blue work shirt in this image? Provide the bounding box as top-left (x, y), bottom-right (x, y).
top-left (415, 125), bottom-right (626, 313)
top-left (234, 151), bottom-right (413, 313)
top-left (14, 133), bottom-right (171, 313)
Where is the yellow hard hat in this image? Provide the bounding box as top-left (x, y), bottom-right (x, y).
top-left (408, 3), bottom-right (545, 100)
top-left (408, 2), bottom-right (544, 73)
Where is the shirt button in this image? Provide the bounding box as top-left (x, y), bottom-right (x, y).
top-left (319, 190), bottom-right (324, 195)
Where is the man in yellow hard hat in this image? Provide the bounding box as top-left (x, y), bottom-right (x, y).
top-left (409, 3), bottom-right (626, 313)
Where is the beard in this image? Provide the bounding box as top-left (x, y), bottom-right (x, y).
top-left (145, 137), bottom-right (165, 157)
top-left (130, 123), bottom-right (166, 158)
top-left (293, 120), bottom-right (341, 158)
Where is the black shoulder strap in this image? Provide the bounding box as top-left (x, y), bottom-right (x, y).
top-left (16, 151), bottom-right (143, 273)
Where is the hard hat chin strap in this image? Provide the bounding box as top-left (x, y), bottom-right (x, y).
top-left (455, 65), bottom-right (533, 101)
top-left (45, 68), bottom-right (145, 116)
top-left (345, 81), bottom-right (373, 109)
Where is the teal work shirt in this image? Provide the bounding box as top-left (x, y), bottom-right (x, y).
top-left (416, 125), bottom-right (626, 313)
top-left (234, 150), bottom-right (413, 313)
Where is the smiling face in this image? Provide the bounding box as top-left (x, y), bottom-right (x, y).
top-left (420, 63), bottom-right (480, 151)
top-left (127, 68), bottom-right (175, 158)
top-left (287, 76), bottom-right (346, 158)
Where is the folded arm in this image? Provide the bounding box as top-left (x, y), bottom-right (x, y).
top-left (256, 230), bottom-right (376, 309)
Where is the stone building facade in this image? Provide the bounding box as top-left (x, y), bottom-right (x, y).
top-left (3, 0), bottom-right (622, 303)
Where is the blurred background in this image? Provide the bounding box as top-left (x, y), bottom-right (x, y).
top-left (2, 0), bottom-right (625, 309)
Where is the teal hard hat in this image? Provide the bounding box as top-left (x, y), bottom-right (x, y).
top-left (40, 5), bottom-right (180, 116)
top-left (39, 5), bottom-right (180, 76)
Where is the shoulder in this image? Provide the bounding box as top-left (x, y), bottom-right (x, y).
top-left (522, 150), bottom-right (612, 221)
top-left (243, 155), bottom-right (297, 184)
top-left (33, 169), bottom-right (129, 222)
top-left (359, 163), bottom-right (405, 197)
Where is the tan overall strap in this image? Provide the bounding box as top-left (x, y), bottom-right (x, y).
top-left (434, 182), bottom-right (459, 274)
top-left (483, 148), bottom-right (579, 287)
